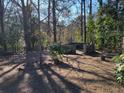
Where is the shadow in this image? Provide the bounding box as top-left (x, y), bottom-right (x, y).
top-left (24, 62), bottom-right (53, 93)
top-left (101, 58), bottom-right (113, 62)
top-left (0, 63), bottom-right (22, 78)
top-left (85, 51), bottom-right (100, 57)
top-left (63, 55), bottom-right (114, 77)
top-left (70, 77), bottom-right (114, 85)
top-left (40, 64), bottom-right (93, 93)
top-left (0, 58), bottom-right (4, 62)
top-left (19, 51), bottom-right (53, 93)
top-left (53, 61), bottom-right (115, 82)
top-left (0, 50), bottom-right (115, 93)
top-left (52, 60), bottom-right (71, 69)
top-left (0, 62), bottom-right (15, 66)
top-left (40, 64), bottom-right (65, 93)
top-left (0, 54), bottom-right (25, 67)
top-left (0, 61), bottom-right (25, 67)
top-left (0, 51), bottom-right (53, 93)
top-left (0, 67), bottom-right (25, 93)
top-left (0, 53), bottom-right (27, 92)
top-left (63, 55), bottom-right (99, 64)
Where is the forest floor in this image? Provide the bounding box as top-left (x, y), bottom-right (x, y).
top-left (0, 50), bottom-right (124, 93)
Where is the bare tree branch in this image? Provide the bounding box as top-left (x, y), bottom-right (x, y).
top-left (4, 0), bottom-right (11, 13)
top-left (11, 0), bottom-right (22, 8)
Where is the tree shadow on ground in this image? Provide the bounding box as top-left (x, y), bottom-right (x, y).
top-left (0, 54), bottom-right (25, 67)
top-left (40, 63), bottom-right (93, 93)
top-left (0, 66), bottom-right (25, 93)
top-left (70, 77), bottom-right (114, 85)
top-left (0, 54), bottom-right (25, 78)
top-left (51, 60), bottom-right (115, 83)
top-left (63, 55), bottom-right (114, 77)
top-left (0, 56), bottom-right (52, 93)
top-left (0, 50), bottom-right (114, 93)
top-left (0, 63), bottom-right (22, 78)
top-left (23, 61), bottom-right (53, 93)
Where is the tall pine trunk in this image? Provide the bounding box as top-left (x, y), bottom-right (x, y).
top-left (38, 0), bottom-right (40, 32)
top-left (52, 0), bottom-right (57, 43)
top-left (48, 0), bottom-right (51, 36)
top-left (80, 0), bottom-right (83, 42)
top-left (21, 0), bottom-right (31, 52)
top-left (83, 0), bottom-right (86, 43)
top-left (0, 0), bottom-right (7, 51)
top-left (89, 0), bottom-right (92, 15)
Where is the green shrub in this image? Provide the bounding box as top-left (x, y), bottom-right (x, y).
top-left (49, 43), bottom-right (64, 61)
top-left (49, 43), bottom-right (76, 62)
top-left (61, 45), bottom-right (76, 54)
top-left (113, 54), bottom-right (124, 63)
top-left (113, 54), bottom-right (124, 85)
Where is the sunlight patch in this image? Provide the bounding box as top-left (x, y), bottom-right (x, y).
top-left (0, 78), bottom-right (3, 84)
top-left (24, 73), bottom-right (30, 81)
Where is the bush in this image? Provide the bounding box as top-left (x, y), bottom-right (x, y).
top-left (49, 43), bottom-right (76, 63)
top-left (49, 43), bottom-right (64, 61)
top-left (61, 44), bottom-right (76, 54)
top-left (113, 54), bottom-right (124, 85)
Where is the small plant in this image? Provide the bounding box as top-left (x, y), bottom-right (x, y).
top-left (49, 43), bottom-right (64, 63)
top-left (49, 43), bottom-right (76, 64)
top-left (112, 54), bottom-right (124, 85)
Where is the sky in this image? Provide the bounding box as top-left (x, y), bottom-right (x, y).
top-left (61, 0), bottom-right (108, 25)
top-left (4, 0), bottom-right (107, 25)
top-left (71, 0), bottom-right (107, 16)
top-left (61, 0), bottom-right (100, 25)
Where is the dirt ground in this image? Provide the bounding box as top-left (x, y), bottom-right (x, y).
top-left (0, 50), bottom-right (124, 93)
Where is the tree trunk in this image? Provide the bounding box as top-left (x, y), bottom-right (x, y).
top-left (83, 0), bottom-right (86, 43)
top-left (0, 0), bottom-right (7, 51)
top-left (89, 0), bottom-right (92, 15)
top-left (108, 0), bottom-right (111, 5)
top-left (80, 0), bottom-right (83, 42)
top-left (38, 0), bottom-right (40, 32)
top-left (52, 0), bottom-right (57, 43)
top-left (48, 0), bottom-right (51, 36)
top-left (21, 1), bottom-right (31, 52)
top-left (98, 0), bottom-right (103, 8)
top-left (116, 0), bottom-right (119, 9)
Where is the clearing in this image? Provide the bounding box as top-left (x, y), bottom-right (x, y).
top-left (0, 50), bottom-right (124, 93)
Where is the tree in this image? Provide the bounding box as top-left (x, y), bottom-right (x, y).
top-left (52, 0), bottom-right (57, 43)
top-left (98, 0), bottom-right (103, 8)
top-left (87, 16), bottom-right (95, 44)
top-left (80, 0), bottom-right (83, 41)
top-left (95, 0), bottom-right (123, 51)
top-left (89, 0), bottom-right (92, 15)
top-left (11, 0), bottom-right (35, 52)
top-left (0, 0), bottom-right (7, 51)
top-left (48, 0), bottom-right (51, 36)
top-left (83, 0), bottom-right (86, 43)
top-left (38, 0), bottom-right (40, 34)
